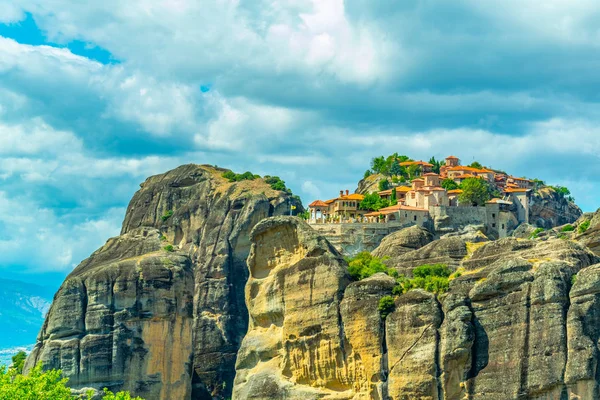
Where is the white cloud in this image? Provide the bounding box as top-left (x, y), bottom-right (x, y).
top-left (0, 191), bottom-right (124, 273)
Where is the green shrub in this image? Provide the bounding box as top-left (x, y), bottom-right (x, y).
top-left (571, 275), bottom-right (578, 285)
top-left (346, 252), bottom-right (397, 281)
top-left (561, 224), bottom-right (575, 232)
top-left (364, 170), bottom-right (372, 179)
top-left (161, 210), bottom-right (174, 222)
top-left (163, 245), bottom-right (174, 252)
top-left (413, 264), bottom-right (452, 279)
top-left (530, 227), bottom-right (545, 239)
top-left (392, 264), bottom-right (451, 295)
top-left (579, 220), bottom-right (591, 234)
top-left (222, 170), bottom-right (259, 183)
top-left (378, 296), bottom-right (395, 319)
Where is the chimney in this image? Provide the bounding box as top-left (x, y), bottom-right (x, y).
top-left (340, 190), bottom-right (344, 197)
top-left (346, 190), bottom-right (349, 196)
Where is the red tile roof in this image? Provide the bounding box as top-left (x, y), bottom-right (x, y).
top-left (309, 200), bottom-right (329, 207)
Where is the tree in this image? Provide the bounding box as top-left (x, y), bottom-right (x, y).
top-left (11, 352), bottom-right (26, 375)
top-left (363, 170), bottom-right (372, 179)
top-left (469, 161), bottom-right (483, 169)
top-left (390, 188), bottom-right (397, 205)
top-left (429, 157), bottom-right (442, 174)
top-left (371, 156), bottom-right (387, 174)
top-left (441, 178), bottom-right (459, 191)
top-left (407, 164), bottom-right (421, 179)
top-left (459, 177), bottom-right (492, 206)
top-left (378, 179), bottom-right (390, 191)
top-left (389, 162), bottom-right (403, 177)
top-left (359, 193), bottom-right (389, 211)
top-left (378, 296), bottom-right (395, 320)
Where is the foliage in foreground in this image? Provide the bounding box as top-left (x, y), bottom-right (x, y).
top-left (0, 364), bottom-right (144, 400)
top-left (530, 227), bottom-right (545, 239)
top-left (11, 352), bottom-right (26, 375)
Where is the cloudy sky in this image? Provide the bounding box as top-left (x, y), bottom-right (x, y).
top-left (1, 0), bottom-right (600, 288)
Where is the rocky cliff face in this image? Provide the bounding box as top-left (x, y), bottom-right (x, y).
top-left (25, 165), bottom-right (301, 400)
top-left (355, 173), bottom-right (386, 195)
top-left (235, 217), bottom-right (600, 399)
top-left (530, 187), bottom-right (582, 228)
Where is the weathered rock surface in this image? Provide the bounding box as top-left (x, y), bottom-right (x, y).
top-left (235, 215), bottom-right (600, 399)
top-left (26, 165), bottom-right (301, 400)
top-left (372, 225), bottom-right (434, 260)
top-left (530, 187), bottom-right (582, 228)
top-left (355, 173), bottom-right (386, 195)
top-left (575, 209), bottom-right (600, 256)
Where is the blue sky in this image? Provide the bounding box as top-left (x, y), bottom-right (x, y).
top-left (1, 1), bottom-right (600, 288)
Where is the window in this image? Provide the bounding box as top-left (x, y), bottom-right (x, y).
top-left (414, 215), bottom-right (417, 221)
top-left (492, 223), bottom-right (496, 228)
top-left (502, 224), bottom-right (505, 230)
top-left (492, 213), bottom-right (496, 219)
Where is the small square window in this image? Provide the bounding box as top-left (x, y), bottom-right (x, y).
top-left (492, 223), bottom-right (496, 228)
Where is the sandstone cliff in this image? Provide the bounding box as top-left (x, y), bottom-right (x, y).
top-left (235, 217), bottom-right (600, 399)
top-left (25, 165), bottom-right (302, 400)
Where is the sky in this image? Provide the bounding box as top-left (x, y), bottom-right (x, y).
top-left (1, 0), bottom-right (600, 288)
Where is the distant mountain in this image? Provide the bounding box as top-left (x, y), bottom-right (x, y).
top-left (0, 278), bottom-right (54, 352)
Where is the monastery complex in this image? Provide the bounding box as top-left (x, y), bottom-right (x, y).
top-left (308, 155), bottom-right (534, 239)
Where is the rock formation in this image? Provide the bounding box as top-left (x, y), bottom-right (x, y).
top-left (235, 219), bottom-right (600, 399)
top-left (355, 173), bottom-right (386, 195)
top-left (25, 162), bottom-right (600, 400)
top-left (530, 187), bottom-right (582, 228)
top-left (25, 165), bottom-right (302, 400)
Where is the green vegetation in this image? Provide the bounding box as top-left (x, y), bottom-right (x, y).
top-left (428, 157), bottom-right (443, 174)
top-left (441, 178), bottom-right (459, 191)
top-left (161, 210), bottom-right (174, 222)
top-left (378, 296), bottom-right (395, 320)
top-left (364, 169), bottom-right (372, 179)
top-left (530, 227), bottom-right (545, 239)
top-left (222, 170), bottom-right (260, 182)
top-left (561, 224), bottom-right (575, 232)
top-left (458, 178), bottom-right (493, 206)
top-left (551, 185), bottom-right (575, 202)
top-left (359, 193), bottom-right (390, 212)
top-left (390, 188), bottom-right (397, 205)
top-left (0, 363), bottom-right (143, 400)
top-left (571, 275), bottom-right (578, 285)
top-left (368, 154), bottom-right (411, 178)
top-left (346, 252), bottom-right (397, 281)
top-left (264, 175), bottom-right (291, 193)
top-left (298, 210), bottom-right (310, 220)
top-left (378, 179), bottom-right (390, 191)
top-left (10, 352), bottom-right (26, 375)
top-left (163, 244), bottom-right (174, 252)
top-left (579, 220), bottom-right (591, 234)
top-left (393, 264), bottom-right (452, 295)
top-left (159, 235), bottom-right (167, 241)
top-left (468, 161), bottom-right (483, 169)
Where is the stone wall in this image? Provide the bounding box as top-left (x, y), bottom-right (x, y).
top-left (309, 222), bottom-right (407, 256)
top-left (430, 206), bottom-right (488, 233)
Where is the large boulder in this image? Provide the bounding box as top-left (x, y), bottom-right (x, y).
top-left (530, 187), bottom-right (582, 228)
top-left (372, 225), bottom-right (434, 261)
top-left (26, 165), bottom-right (302, 400)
